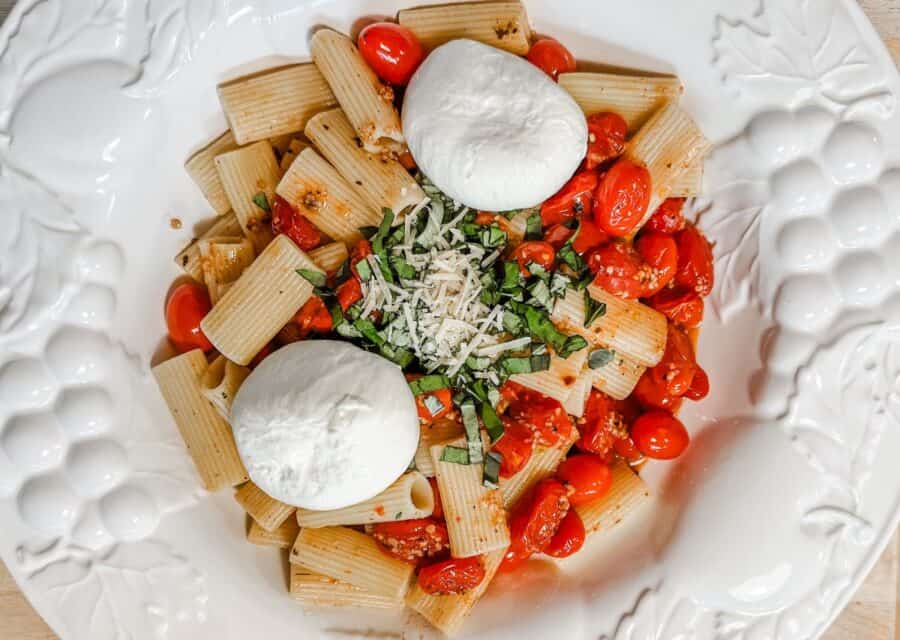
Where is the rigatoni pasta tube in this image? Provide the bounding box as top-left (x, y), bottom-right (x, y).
top-left (152, 350), bottom-right (248, 491)
top-left (430, 438), bottom-right (509, 558)
top-left (174, 211), bottom-right (244, 281)
top-left (291, 526), bottom-right (414, 601)
top-left (247, 517), bottom-right (299, 549)
top-left (290, 564), bottom-right (401, 610)
top-left (499, 429), bottom-right (577, 510)
top-left (399, 2), bottom-right (532, 55)
top-left (306, 108), bottom-right (427, 215)
top-left (415, 419), bottom-right (464, 477)
top-left (592, 354), bottom-right (645, 401)
top-left (277, 148), bottom-right (382, 244)
top-left (218, 64), bottom-right (337, 145)
top-left (551, 287), bottom-right (667, 367)
top-left (198, 236), bottom-right (255, 304)
top-left (509, 347), bottom-right (588, 405)
top-left (185, 130), bottom-right (240, 215)
top-left (562, 371), bottom-right (593, 418)
top-left (235, 481), bottom-right (296, 532)
top-left (311, 29), bottom-right (404, 154)
top-left (405, 548), bottom-right (508, 636)
top-left (576, 459), bottom-right (651, 535)
top-left (295, 472), bottom-right (434, 527)
top-left (669, 159), bottom-right (704, 198)
top-left (558, 73), bottom-right (683, 132)
top-left (308, 241), bottom-right (349, 275)
top-left (201, 235), bottom-right (322, 365)
top-left (215, 141), bottom-right (280, 252)
top-left (200, 355), bottom-right (250, 421)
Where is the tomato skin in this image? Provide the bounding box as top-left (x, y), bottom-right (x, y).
top-left (295, 296), bottom-right (333, 337)
top-left (685, 366), bottom-right (710, 401)
top-left (272, 195), bottom-right (322, 251)
top-left (429, 477), bottom-right (444, 520)
top-left (593, 158), bottom-right (652, 237)
top-left (613, 436), bottom-right (642, 462)
top-left (493, 420), bottom-right (535, 478)
top-left (632, 411), bottom-right (690, 460)
top-left (519, 479), bottom-right (570, 552)
top-left (357, 22), bottom-right (424, 86)
top-left (543, 510), bottom-right (586, 558)
top-left (576, 390), bottom-right (626, 458)
top-left (544, 224), bottom-right (575, 250)
top-left (588, 242), bottom-right (651, 300)
top-left (572, 218), bottom-right (608, 255)
top-left (372, 518), bottom-right (450, 566)
top-left (336, 278), bottom-right (364, 311)
top-left (541, 170), bottom-right (599, 228)
top-left (651, 325), bottom-right (697, 397)
top-left (635, 232), bottom-right (679, 297)
top-left (586, 112), bottom-right (628, 170)
top-left (166, 283), bottom-right (213, 353)
top-left (644, 198), bottom-right (686, 235)
top-left (633, 370), bottom-right (684, 413)
top-left (675, 226), bottom-right (715, 296)
top-left (648, 288), bottom-right (704, 329)
top-left (556, 455), bottom-right (613, 506)
top-left (527, 38), bottom-right (577, 81)
top-left (407, 374), bottom-right (453, 422)
top-left (499, 511), bottom-right (532, 572)
top-left (513, 241), bottom-right (556, 277)
top-left (418, 556), bottom-right (485, 595)
top-left (506, 391), bottom-right (573, 447)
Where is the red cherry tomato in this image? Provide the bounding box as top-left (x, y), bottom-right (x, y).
top-left (493, 420), bottom-right (535, 479)
top-left (474, 211), bottom-right (512, 233)
top-left (295, 296), bottom-right (333, 337)
top-left (633, 370), bottom-right (684, 413)
top-left (517, 479), bottom-right (570, 553)
top-left (165, 283), bottom-right (213, 353)
top-left (593, 158), bottom-right (652, 237)
top-left (586, 112), bottom-right (628, 170)
top-left (418, 556), bottom-right (485, 595)
top-left (527, 38), bottom-right (577, 81)
top-left (613, 436), bottom-right (642, 462)
top-left (372, 518), bottom-right (449, 566)
top-left (543, 509), bottom-right (586, 558)
top-left (407, 374), bottom-right (453, 422)
top-left (513, 241), bottom-right (556, 278)
top-left (541, 170), bottom-right (599, 228)
top-left (651, 325), bottom-right (697, 397)
top-left (336, 278), bottom-right (363, 312)
top-left (576, 390), bottom-right (626, 458)
top-left (587, 242), bottom-right (650, 299)
top-left (506, 391), bottom-right (573, 447)
top-left (645, 198), bottom-right (686, 234)
top-left (429, 477), bottom-right (444, 520)
top-left (499, 510), bottom-right (533, 572)
top-left (571, 218), bottom-right (608, 255)
top-left (357, 22), bottom-right (425, 86)
top-left (685, 366), bottom-right (710, 401)
top-left (648, 288), bottom-right (704, 329)
top-left (544, 224), bottom-right (575, 250)
top-left (675, 226), bottom-right (715, 296)
top-left (632, 411), bottom-right (690, 460)
top-left (635, 232), bottom-right (679, 297)
top-left (556, 455), bottom-right (613, 506)
top-left (272, 195), bottom-right (322, 251)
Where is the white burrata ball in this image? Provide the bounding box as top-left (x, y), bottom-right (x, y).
top-left (231, 341), bottom-right (419, 510)
top-left (402, 39), bottom-right (588, 211)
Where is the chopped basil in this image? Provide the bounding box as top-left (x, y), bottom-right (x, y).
top-left (379, 343), bottom-right (414, 368)
top-left (441, 446), bottom-right (470, 465)
top-left (353, 318), bottom-right (384, 347)
top-left (409, 374), bottom-right (451, 396)
top-left (558, 243), bottom-right (583, 271)
top-left (550, 273), bottom-right (571, 298)
top-left (500, 354), bottom-right (550, 375)
top-left (371, 209), bottom-right (395, 284)
top-left (296, 268), bottom-right (327, 288)
top-left (478, 225), bottom-right (508, 248)
top-left (501, 261), bottom-right (523, 292)
top-left (525, 212), bottom-right (542, 240)
top-left (416, 200), bottom-right (443, 249)
top-left (527, 279), bottom-right (552, 311)
top-left (527, 262), bottom-right (550, 281)
top-left (483, 451), bottom-right (502, 488)
top-left (588, 348), bottom-right (616, 369)
top-left (466, 355), bottom-right (492, 371)
top-left (521, 306), bottom-right (570, 353)
top-left (502, 310), bottom-right (525, 336)
top-left (558, 335), bottom-right (589, 359)
top-left (390, 255), bottom-right (417, 280)
top-left (584, 291), bottom-right (607, 328)
top-left (336, 321), bottom-right (362, 339)
top-left (252, 192), bottom-right (271, 213)
top-left (423, 394), bottom-right (446, 417)
top-left (355, 259), bottom-right (373, 282)
top-left (481, 402), bottom-right (504, 442)
top-left (460, 400), bottom-right (484, 465)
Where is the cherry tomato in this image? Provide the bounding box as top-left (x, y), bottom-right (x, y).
top-left (576, 390), bottom-right (625, 458)
top-left (429, 477), bottom-right (444, 520)
top-left (407, 374), bottom-right (453, 422)
top-left (372, 518), bottom-right (449, 566)
top-left (295, 296), bottom-right (333, 337)
top-left (336, 277), bottom-right (364, 311)
top-left (631, 411), bottom-right (690, 460)
top-left (272, 195), bottom-right (322, 251)
top-left (165, 283), bottom-right (213, 353)
top-left (613, 436), bottom-right (642, 462)
top-left (493, 420), bottom-right (535, 479)
top-left (593, 158), bottom-right (652, 237)
top-left (499, 510), bottom-right (532, 572)
top-left (650, 325), bottom-right (697, 397)
top-left (645, 198), bottom-right (686, 234)
top-left (506, 391), bottom-right (573, 447)
top-left (541, 170), bottom-right (599, 228)
top-left (571, 218), bottom-right (608, 255)
top-left (586, 112), bottom-right (628, 170)
top-left (556, 455), bottom-right (613, 506)
top-left (350, 239), bottom-right (374, 280)
top-left (418, 556), bottom-right (485, 595)
top-left (675, 226), bottom-right (714, 296)
top-left (635, 232), bottom-right (678, 297)
top-left (587, 242), bottom-right (651, 299)
top-left (542, 510), bottom-right (586, 558)
top-left (544, 224), bottom-right (575, 250)
top-left (648, 288), bottom-right (704, 329)
top-left (357, 22), bottom-right (424, 86)
top-left (513, 241), bottom-right (556, 278)
top-left (517, 479), bottom-right (570, 553)
top-left (633, 370), bottom-right (683, 413)
top-left (527, 38), bottom-right (577, 81)
top-left (474, 211), bottom-right (511, 233)
top-left (685, 366), bottom-right (710, 401)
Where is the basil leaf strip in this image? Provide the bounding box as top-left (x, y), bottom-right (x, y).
top-left (296, 269), bottom-right (327, 288)
top-left (588, 348), bottom-right (616, 369)
top-left (409, 375), bottom-right (451, 396)
top-left (441, 446), bottom-right (470, 465)
top-left (483, 451), bottom-right (502, 488)
top-left (460, 400), bottom-right (484, 465)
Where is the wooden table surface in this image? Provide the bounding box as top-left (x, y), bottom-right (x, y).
top-left (1, 0), bottom-right (899, 638)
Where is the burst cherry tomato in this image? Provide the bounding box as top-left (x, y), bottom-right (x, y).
top-left (613, 436), bottom-right (642, 462)
top-left (357, 22), bottom-right (425, 86)
top-left (633, 370), bottom-right (683, 413)
top-left (516, 479), bottom-right (570, 553)
top-left (543, 510), bottom-right (586, 558)
top-left (650, 325), bottom-right (697, 397)
top-left (541, 170), bottom-right (598, 228)
top-left (272, 195), bottom-right (322, 251)
top-left (587, 242), bottom-right (650, 299)
top-left (418, 556), bottom-right (485, 595)
top-left (685, 366), bottom-right (710, 401)
top-left (631, 411), bottom-right (690, 460)
top-left (295, 296), bottom-right (332, 337)
top-left (556, 455), bottom-right (613, 506)
top-left (506, 391), bottom-right (573, 447)
top-left (500, 510), bottom-right (533, 572)
top-left (593, 158), bottom-right (652, 237)
top-left (576, 390), bottom-right (625, 458)
top-left (513, 241), bottom-right (556, 278)
top-left (336, 277), bottom-right (363, 311)
top-left (429, 477), bottom-right (444, 520)
top-left (493, 420), bottom-right (535, 478)
top-left (527, 38), bottom-right (577, 80)
top-left (675, 226), bottom-right (714, 296)
top-left (635, 232), bottom-right (679, 297)
top-left (571, 218), bottom-right (608, 255)
top-left (645, 198), bottom-right (686, 234)
top-left (544, 224), bottom-right (575, 250)
top-left (407, 374), bottom-right (453, 422)
top-left (586, 112), bottom-right (628, 170)
top-left (165, 283), bottom-right (213, 353)
top-left (372, 518), bottom-right (449, 566)
top-left (648, 288), bottom-right (704, 328)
